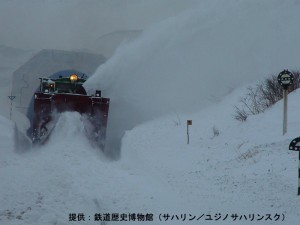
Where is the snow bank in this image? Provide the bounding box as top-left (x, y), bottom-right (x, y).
top-left (0, 115), bottom-right (14, 151)
top-left (120, 86), bottom-right (300, 224)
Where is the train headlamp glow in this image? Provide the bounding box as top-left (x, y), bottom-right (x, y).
top-left (70, 74), bottom-right (78, 82)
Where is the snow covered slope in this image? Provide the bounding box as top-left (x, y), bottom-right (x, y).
top-left (121, 87), bottom-right (300, 224)
top-left (1, 86), bottom-right (300, 225)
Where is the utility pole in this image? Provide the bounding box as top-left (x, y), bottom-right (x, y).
top-left (282, 89), bottom-right (288, 135)
top-left (8, 95), bottom-right (16, 120)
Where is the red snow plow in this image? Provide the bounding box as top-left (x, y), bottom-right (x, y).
top-left (31, 72), bottom-right (109, 148)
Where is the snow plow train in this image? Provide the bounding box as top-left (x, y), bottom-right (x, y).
top-left (31, 71), bottom-right (109, 148)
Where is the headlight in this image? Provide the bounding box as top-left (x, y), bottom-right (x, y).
top-left (70, 74), bottom-right (78, 82)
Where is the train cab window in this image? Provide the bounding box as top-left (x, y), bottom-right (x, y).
top-left (74, 85), bottom-right (87, 95)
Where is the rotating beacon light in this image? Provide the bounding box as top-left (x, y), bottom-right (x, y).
top-left (70, 74), bottom-right (78, 83)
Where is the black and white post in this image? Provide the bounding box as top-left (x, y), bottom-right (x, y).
top-left (277, 70), bottom-right (294, 135)
top-left (288, 137), bottom-right (300, 196)
top-left (187, 120), bottom-right (192, 144)
top-left (298, 151), bottom-right (300, 196)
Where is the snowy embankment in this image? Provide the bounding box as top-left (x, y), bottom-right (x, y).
top-left (1, 86), bottom-right (300, 225)
top-left (121, 86), bottom-right (300, 224)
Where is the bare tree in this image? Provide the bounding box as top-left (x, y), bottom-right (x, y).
top-left (233, 71), bottom-right (300, 122)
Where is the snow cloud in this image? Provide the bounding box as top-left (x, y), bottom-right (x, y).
top-left (85, 0), bottom-right (300, 158)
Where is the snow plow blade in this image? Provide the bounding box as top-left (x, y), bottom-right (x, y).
top-left (31, 71), bottom-right (109, 149)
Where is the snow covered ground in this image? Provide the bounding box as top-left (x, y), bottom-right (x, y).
top-left (1, 0), bottom-right (300, 224)
top-left (1, 86), bottom-right (300, 225)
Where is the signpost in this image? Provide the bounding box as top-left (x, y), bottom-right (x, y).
top-left (289, 137), bottom-right (300, 196)
top-left (8, 95), bottom-right (16, 120)
top-left (187, 120), bottom-right (192, 144)
top-left (277, 70), bottom-right (294, 135)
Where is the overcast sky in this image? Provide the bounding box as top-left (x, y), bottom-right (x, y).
top-left (0, 0), bottom-right (198, 50)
